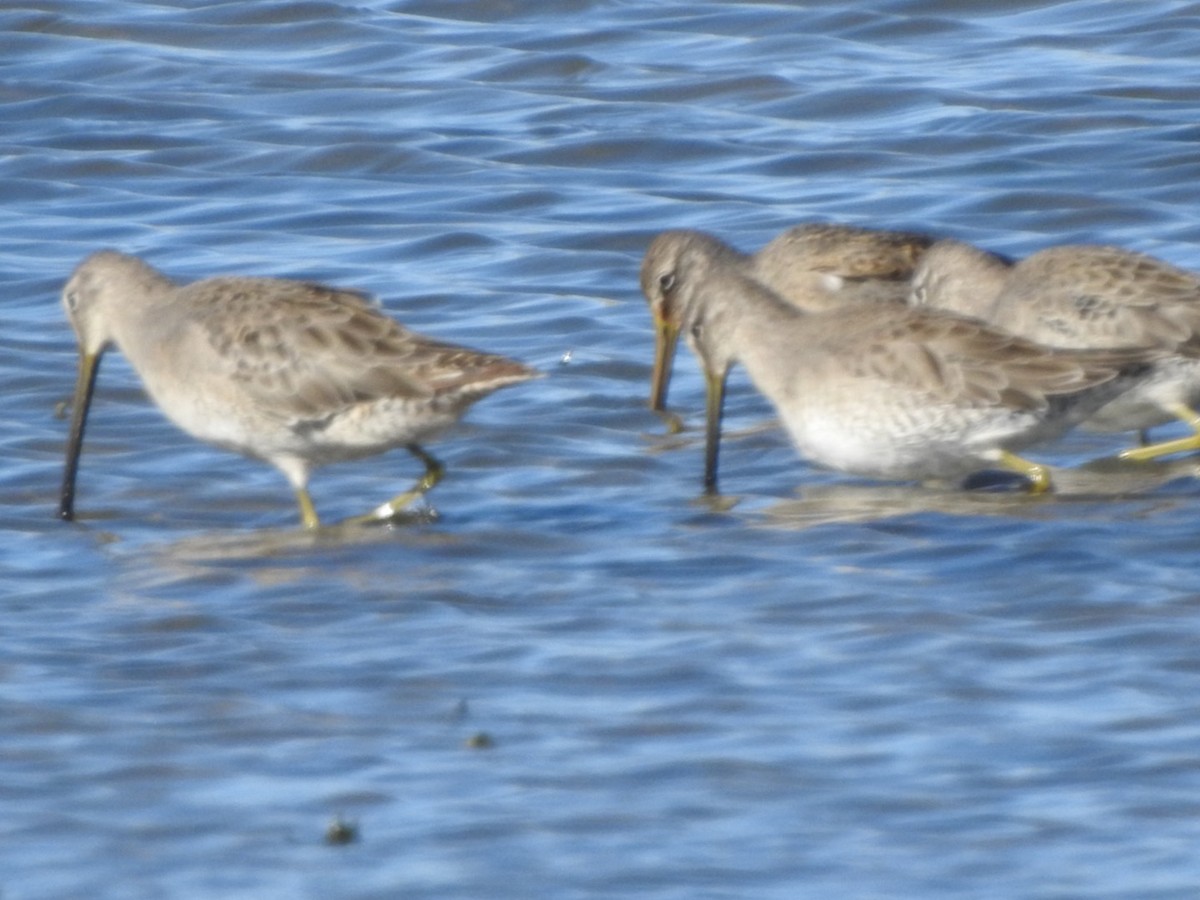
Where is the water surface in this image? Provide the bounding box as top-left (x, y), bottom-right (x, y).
top-left (4, 2), bottom-right (1200, 897)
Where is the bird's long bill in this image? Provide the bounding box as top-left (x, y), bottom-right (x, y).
top-left (649, 315), bottom-right (680, 412)
top-left (703, 367), bottom-right (728, 494)
top-left (58, 350), bottom-right (101, 521)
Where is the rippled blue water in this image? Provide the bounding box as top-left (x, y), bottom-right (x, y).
top-left (5, 1), bottom-right (1200, 897)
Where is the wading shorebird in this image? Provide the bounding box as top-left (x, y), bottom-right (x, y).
top-left (650, 222), bottom-right (934, 412)
top-left (911, 238), bottom-right (1200, 461)
top-left (58, 250), bottom-right (538, 528)
top-left (642, 230), bottom-right (1159, 494)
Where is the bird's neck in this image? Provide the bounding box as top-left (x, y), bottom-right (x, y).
top-left (719, 277), bottom-right (809, 403)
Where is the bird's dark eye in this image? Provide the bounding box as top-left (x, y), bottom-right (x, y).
top-left (658, 272), bottom-right (676, 293)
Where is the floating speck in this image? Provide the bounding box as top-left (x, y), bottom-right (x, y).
top-left (325, 815), bottom-right (359, 845)
top-left (466, 731), bottom-right (494, 749)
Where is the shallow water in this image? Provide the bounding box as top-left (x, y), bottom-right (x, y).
top-left (5, 1), bottom-right (1200, 897)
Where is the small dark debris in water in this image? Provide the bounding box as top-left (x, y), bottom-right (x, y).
top-left (325, 815), bottom-right (359, 845)
top-left (53, 399), bottom-right (71, 419)
top-left (465, 731), bottom-right (494, 749)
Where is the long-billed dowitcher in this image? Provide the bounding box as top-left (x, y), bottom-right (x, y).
top-left (753, 222), bottom-right (934, 309)
top-left (911, 238), bottom-right (1200, 460)
top-left (58, 250), bottom-right (538, 528)
top-left (907, 238), bottom-right (1013, 319)
top-left (650, 223), bottom-right (934, 411)
top-left (642, 230), bottom-right (1158, 494)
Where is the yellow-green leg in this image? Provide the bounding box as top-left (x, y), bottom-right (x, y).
top-left (996, 449), bottom-right (1053, 494)
top-left (1119, 403), bottom-right (1200, 461)
top-left (344, 444), bottom-right (444, 526)
top-left (655, 408), bottom-right (685, 436)
top-left (295, 488), bottom-right (321, 530)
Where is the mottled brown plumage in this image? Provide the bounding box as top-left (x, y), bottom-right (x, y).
top-left (911, 239), bottom-right (1200, 458)
top-left (996, 245), bottom-right (1200, 354)
top-left (753, 222), bottom-right (935, 309)
top-left (58, 250), bottom-right (538, 527)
